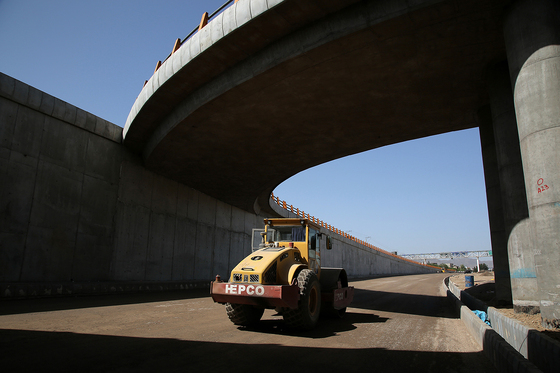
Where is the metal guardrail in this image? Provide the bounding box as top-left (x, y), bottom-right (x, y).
top-left (147, 0), bottom-right (236, 83)
top-left (270, 193), bottom-right (440, 269)
top-left (163, 0), bottom-right (236, 63)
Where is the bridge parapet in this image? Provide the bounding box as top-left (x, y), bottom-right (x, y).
top-left (270, 192), bottom-right (440, 271)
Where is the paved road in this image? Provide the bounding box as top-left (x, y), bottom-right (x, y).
top-left (1, 273), bottom-right (496, 372)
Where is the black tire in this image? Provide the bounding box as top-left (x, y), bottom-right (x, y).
top-left (283, 269), bottom-right (321, 330)
top-left (225, 303), bottom-right (264, 326)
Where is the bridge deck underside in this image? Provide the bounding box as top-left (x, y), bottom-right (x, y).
top-left (124, 0), bottom-right (510, 214)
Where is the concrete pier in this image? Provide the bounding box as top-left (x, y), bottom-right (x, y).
top-left (504, 0), bottom-right (560, 328)
top-left (483, 61), bottom-right (531, 308)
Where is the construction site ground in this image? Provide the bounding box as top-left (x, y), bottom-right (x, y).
top-left (449, 271), bottom-right (560, 342)
top-left (1, 273), bottom-right (497, 373)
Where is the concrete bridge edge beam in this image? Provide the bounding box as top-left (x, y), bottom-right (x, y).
top-left (504, 0), bottom-right (560, 328)
top-left (486, 63), bottom-right (529, 239)
top-left (477, 106), bottom-right (513, 306)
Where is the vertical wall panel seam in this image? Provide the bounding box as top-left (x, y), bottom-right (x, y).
top-left (107, 158), bottom-right (122, 278)
top-left (210, 200), bottom-right (217, 280)
top-left (227, 205), bottom-right (234, 276)
top-left (170, 182), bottom-right (180, 280)
top-left (18, 104), bottom-right (46, 281)
top-left (144, 177), bottom-right (155, 281)
top-left (70, 134), bottom-right (90, 281)
top-left (191, 190), bottom-right (199, 280)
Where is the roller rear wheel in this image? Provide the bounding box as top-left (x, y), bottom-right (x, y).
top-left (322, 271), bottom-right (349, 319)
top-left (283, 269), bottom-right (321, 330)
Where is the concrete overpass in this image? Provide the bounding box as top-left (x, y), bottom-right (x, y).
top-left (123, 0), bottom-right (560, 328)
top-left (124, 0), bottom-right (509, 215)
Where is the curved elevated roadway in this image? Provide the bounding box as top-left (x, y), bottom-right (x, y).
top-left (123, 0), bottom-right (510, 214)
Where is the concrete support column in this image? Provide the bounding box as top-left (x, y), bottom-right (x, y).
top-left (504, 0), bottom-right (560, 328)
top-left (478, 105), bottom-right (512, 305)
top-left (486, 62), bottom-right (533, 310)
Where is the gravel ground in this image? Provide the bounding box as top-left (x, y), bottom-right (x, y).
top-left (0, 274), bottom-right (497, 373)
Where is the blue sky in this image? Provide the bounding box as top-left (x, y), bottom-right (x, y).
top-left (0, 0), bottom-right (492, 256)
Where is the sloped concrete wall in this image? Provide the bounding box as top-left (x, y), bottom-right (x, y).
top-left (0, 72), bottom-right (123, 284)
top-left (0, 73), bottom-right (434, 297)
top-left (0, 73), bottom-right (262, 296)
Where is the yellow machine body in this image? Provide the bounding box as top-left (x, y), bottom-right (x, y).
top-left (229, 218), bottom-right (323, 286)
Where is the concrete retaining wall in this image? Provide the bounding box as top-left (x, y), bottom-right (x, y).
top-left (445, 279), bottom-right (542, 373)
top-left (446, 278), bottom-right (560, 373)
top-left (0, 72), bottom-right (435, 298)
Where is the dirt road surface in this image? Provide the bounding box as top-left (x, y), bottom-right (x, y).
top-left (1, 273), bottom-right (496, 372)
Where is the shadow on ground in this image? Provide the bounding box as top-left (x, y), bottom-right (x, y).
top-left (239, 311), bottom-right (389, 339)
top-left (0, 288), bottom-right (210, 316)
top-left (0, 328), bottom-right (496, 373)
top-left (350, 288), bottom-right (454, 318)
